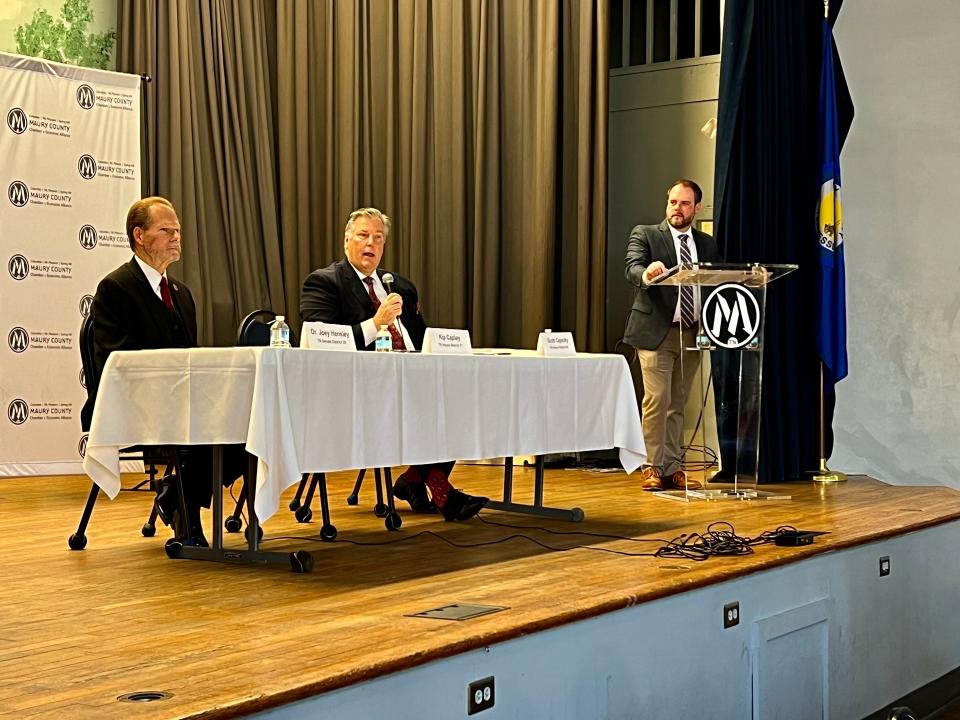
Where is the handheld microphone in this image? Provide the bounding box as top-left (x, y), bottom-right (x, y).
top-left (379, 273), bottom-right (404, 349)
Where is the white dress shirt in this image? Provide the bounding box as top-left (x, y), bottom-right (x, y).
top-left (134, 255), bottom-right (168, 302)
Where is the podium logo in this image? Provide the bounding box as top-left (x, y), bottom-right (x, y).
top-left (79, 294), bottom-right (94, 318)
top-left (702, 283), bottom-right (761, 350)
top-left (78, 154), bottom-right (98, 180)
top-left (79, 224), bottom-right (98, 249)
top-left (8, 180), bottom-right (29, 207)
top-left (8, 254), bottom-right (29, 280)
top-left (8, 327), bottom-right (30, 353)
top-left (7, 107), bottom-right (28, 134)
top-left (76, 84), bottom-right (96, 110)
top-left (8, 398), bottom-right (28, 425)
top-left (78, 434), bottom-right (88, 458)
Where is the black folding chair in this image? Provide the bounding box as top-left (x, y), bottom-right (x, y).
top-left (69, 312), bottom-right (190, 550)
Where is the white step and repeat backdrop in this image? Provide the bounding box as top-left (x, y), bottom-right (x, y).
top-left (1, 52), bottom-right (141, 477)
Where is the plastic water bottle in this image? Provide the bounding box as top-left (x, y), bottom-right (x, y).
top-left (375, 325), bottom-right (392, 352)
top-left (270, 315), bottom-right (291, 347)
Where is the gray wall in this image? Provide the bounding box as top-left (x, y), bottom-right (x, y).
top-left (606, 62), bottom-right (720, 352)
top-left (606, 61), bottom-right (721, 442)
top-left (831, 1), bottom-right (960, 487)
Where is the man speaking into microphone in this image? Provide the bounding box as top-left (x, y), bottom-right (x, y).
top-left (299, 207), bottom-right (487, 521)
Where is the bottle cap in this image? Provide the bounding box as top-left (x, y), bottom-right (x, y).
top-left (276, 315), bottom-right (284, 321)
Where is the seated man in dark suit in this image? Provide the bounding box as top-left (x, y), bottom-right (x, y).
top-left (300, 207), bottom-right (487, 521)
top-left (81, 196), bottom-right (247, 545)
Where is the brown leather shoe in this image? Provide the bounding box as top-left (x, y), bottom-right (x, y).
top-left (667, 470), bottom-right (702, 491)
top-left (641, 467), bottom-right (662, 491)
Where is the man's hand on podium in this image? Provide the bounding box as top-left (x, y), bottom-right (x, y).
top-left (642, 261), bottom-right (667, 285)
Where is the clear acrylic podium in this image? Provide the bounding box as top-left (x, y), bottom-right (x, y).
top-left (648, 262), bottom-right (798, 501)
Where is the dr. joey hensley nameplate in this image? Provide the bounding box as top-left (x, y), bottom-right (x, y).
top-left (300, 322), bottom-right (357, 351)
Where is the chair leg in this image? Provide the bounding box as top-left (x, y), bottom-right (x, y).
top-left (288, 473), bottom-right (310, 511)
top-left (68, 483), bottom-right (100, 550)
top-left (224, 476), bottom-right (246, 533)
top-left (346, 468), bottom-right (366, 506)
top-left (142, 460), bottom-right (173, 537)
top-left (315, 473), bottom-right (337, 541)
top-left (382, 467), bottom-right (402, 531)
top-left (373, 468), bottom-right (387, 517)
top-left (142, 505), bottom-right (158, 537)
top-left (294, 474), bottom-right (315, 523)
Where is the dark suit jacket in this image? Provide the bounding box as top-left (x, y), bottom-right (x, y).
top-left (623, 220), bottom-right (720, 351)
top-left (300, 258), bottom-right (427, 351)
top-left (80, 258), bottom-right (197, 430)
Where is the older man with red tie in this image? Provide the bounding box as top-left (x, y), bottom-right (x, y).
top-left (82, 196), bottom-right (249, 545)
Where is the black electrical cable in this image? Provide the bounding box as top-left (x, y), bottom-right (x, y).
top-left (254, 517), bottom-right (806, 562)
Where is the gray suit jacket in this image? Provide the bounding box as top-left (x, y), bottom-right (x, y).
top-left (623, 220), bottom-right (719, 351)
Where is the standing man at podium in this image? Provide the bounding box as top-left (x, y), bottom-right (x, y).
top-left (623, 179), bottom-right (719, 491)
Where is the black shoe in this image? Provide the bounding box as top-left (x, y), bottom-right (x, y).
top-left (392, 476), bottom-right (437, 513)
top-left (185, 506), bottom-right (207, 547)
top-left (184, 530), bottom-right (209, 548)
top-left (154, 476), bottom-right (178, 527)
top-left (171, 517), bottom-right (208, 548)
top-left (440, 489), bottom-right (488, 522)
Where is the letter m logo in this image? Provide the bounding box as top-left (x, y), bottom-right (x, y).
top-left (76, 84), bottom-right (96, 109)
top-left (78, 155), bottom-right (98, 180)
top-left (8, 399), bottom-right (28, 425)
top-left (8, 254), bottom-right (29, 280)
top-left (8, 181), bottom-right (29, 207)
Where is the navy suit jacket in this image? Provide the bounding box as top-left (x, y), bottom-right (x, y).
top-left (623, 220), bottom-right (719, 351)
top-left (80, 258), bottom-right (197, 430)
top-left (299, 258), bottom-right (427, 351)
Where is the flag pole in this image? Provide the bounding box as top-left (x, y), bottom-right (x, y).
top-left (810, 361), bottom-right (847, 483)
top-left (810, 0), bottom-right (847, 484)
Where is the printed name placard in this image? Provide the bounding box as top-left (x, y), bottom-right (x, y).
top-left (300, 322), bottom-right (357, 351)
top-left (536, 331), bottom-right (576, 356)
top-left (422, 328), bottom-right (472, 354)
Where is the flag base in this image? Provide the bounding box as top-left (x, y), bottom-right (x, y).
top-left (807, 459), bottom-right (848, 483)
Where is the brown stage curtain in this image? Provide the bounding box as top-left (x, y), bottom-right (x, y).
top-left (118, 0), bottom-right (608, 350)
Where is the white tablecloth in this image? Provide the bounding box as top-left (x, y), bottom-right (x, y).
top-left (84, 347), bottom-right (645, 522)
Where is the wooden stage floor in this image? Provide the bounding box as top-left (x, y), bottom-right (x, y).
top-left (2, 466), bottom-right (959, 719)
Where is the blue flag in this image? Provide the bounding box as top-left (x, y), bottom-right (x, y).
top-left (816, 18), bottom-right (848, 386)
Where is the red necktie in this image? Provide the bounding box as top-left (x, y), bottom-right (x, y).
top-left (159, 276), bottom-right (174, 312)
top-left (363, 277), bottom-right (405, 350)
